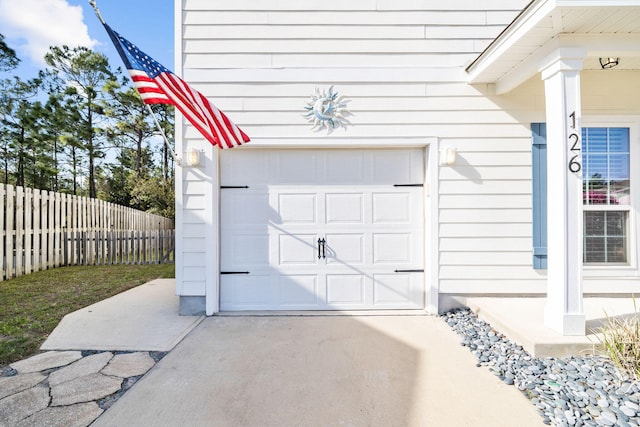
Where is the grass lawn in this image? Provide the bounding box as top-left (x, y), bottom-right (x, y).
top-left (0, 264), bottom-right (175, 368)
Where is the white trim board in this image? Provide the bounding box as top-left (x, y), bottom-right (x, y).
top-left (236, 137), bottom-right (437, 149)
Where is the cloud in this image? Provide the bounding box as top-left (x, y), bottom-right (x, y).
top-left (0, 0), bottom-right (98, 65)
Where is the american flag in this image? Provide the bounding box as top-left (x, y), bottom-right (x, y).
top-left (103, 23), bottom-right (249, 149)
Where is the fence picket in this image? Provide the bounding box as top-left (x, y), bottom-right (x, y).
top-left (5, 185), bottom-right (14, 279)
top-left (24, 187), bottom-right (32, 275)
top-left (47, 190), bottom-right (54, 269)
top-left (141, 230), bottom-right (145, 264)
top-left (0, 185), bottom-right (4, 280)
top-left (15, 187), bottom-right (24, 277)
top-left (129, 230), bottom-right (134, 265)
top-left (40, 190), bottom-right (47, 270)
top-left (54, 191), bottom-right (61, 267)
top-left (72, 194), bottom-right (79, 266)
top-left (154, 230), bottom-right (159, 263)
top-left (33, 190), bottom-right (41, 272)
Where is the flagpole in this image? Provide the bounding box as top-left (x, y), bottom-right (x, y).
top-left (89, 0), bottom-right (182, 165)
top-left (145, 104), bottom-right (181, 165)
top-left (88, 1), bottom-right (105, 24)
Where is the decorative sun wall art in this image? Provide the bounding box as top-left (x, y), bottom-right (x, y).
top-left (304, 86), bottom-right (352, 133)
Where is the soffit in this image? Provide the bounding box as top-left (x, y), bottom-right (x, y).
top-left (467, 0), bottom-right (640, 93)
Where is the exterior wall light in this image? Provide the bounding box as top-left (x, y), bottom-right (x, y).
top-left (186, 148), bottom-right (202, 166)
top-left (439, 147), bottom-right (457, 166)
top-left (599, 57), bottom-right (619, 69)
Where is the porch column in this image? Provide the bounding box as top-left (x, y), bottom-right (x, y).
top-left (540, 48), bottom-right (586, 336)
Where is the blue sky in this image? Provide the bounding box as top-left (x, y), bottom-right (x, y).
top-left (0, 0), bottom-right (174, 80)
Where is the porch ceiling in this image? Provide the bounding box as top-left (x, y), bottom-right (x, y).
top-left (467, 0), bottom-right (640, 94)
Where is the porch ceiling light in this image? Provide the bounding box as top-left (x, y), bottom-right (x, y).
top-left (599, 57), bottom-right (619, 69)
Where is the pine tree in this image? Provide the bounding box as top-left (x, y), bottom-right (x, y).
top-left (45, 46), bottom-right (118, 198)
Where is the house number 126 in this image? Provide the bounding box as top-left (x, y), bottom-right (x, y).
top-left (568, 111), bottom-right (581, 173)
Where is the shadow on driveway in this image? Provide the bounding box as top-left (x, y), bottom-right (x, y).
top-left (92, 315), bottom-right (542, 426)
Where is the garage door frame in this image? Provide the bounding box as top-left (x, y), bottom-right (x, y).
top-left (204, 138), bottom-right (440, 315)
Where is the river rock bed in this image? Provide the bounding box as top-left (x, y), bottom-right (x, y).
top-left (443, 309), bottom-right (640, 427)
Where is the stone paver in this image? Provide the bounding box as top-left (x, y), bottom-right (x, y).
top-left (16, 402), bottom-right (104, 427)
top-left (10, 351), bottom-right (82, 374)
top-left (49, 352), bottom-right (113, 386)
top-left (101, 352), bottom-right (155, 378)
top-left (0, 385), bottom-right (50, 426)
top-left (1, 350), bottom-right (164, 427)
top-left (0, 372), bottom-right (46, 400)
top-left (51, 373), bottom-right (123, 406)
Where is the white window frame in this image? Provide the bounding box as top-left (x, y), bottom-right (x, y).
top-left (582, 117), bottom-right (639, 277)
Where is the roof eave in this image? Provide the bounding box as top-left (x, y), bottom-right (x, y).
top-left (466, 0), bottom-right (552, 84)
top-left (467, 0), bottom-right (640, 92)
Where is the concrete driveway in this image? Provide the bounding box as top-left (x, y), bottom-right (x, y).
top-left (92, 314), bottom-right (543, 427)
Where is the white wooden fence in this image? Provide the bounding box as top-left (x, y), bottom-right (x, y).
top-left (1, 184), bottom-right (175, 281)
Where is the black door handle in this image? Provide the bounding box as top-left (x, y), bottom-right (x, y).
top-left (318, 238), bottom-right (326, 259)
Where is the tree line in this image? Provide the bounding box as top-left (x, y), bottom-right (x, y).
top-left (0, 34), bottom-right (175, 218)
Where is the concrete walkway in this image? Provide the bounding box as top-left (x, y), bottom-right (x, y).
top-left (1, 280), bottom-right (544, 426)
top-left (465, 296), bottom-right (640, 357)
top-left (42, 278), bottom-right (203, 352)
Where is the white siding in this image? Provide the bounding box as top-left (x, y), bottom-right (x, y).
top-left (176, 0), bottom-right (555, 302)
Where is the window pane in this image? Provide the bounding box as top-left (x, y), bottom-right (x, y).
top-left (582, 128), bottom-right (630, 206)
top-left (607, 238), bottom-right (627, 263)
top-left (583, 154), bottom-right (609, 204)
top-left (584, 211), bottom-right (628, 263)
top-left (584, 212), bottom-right (604, 236)
top-left (608, 128), bottom-right (630, 152)
top-left (584, 237), bottom-right (606, 263)
top-left (584, 128), bottom-right (608, 152)
top-left (610, 153), bottom-right (630, 204)
top-left (606, 211), bottom-right (626, 235)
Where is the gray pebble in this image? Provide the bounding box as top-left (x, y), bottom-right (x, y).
top-left (626, 401), bottom-right (640, 412)
top-left (442, 309), bottom-right (640, 427)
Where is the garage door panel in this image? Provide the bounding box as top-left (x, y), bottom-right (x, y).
top-left (279, 275), bottom-right (319, 306)
top-left (325, 193), bottom-right (364, 224)
top-left (373, 273), bottom-right (423, 307)
top-left (326, 274), bottom-right (366, 305)
top-left (372, 150), bottom-right (422, 184)
top-left (324, 151), bottom-right (365, 184)
top-left (221, 274), bottom-right (275, 309)
top-left (373, 193), bottom-right (412, 224)
top-left (221, 150), bottom-right (270, 185)
top-left (373, 233), bottom-right (413, 264)
top-left (325, 233), bottom-right (364, 264)
top-left (279, 234), bottom-right (318, 265)
top-left (222, 234), bottom-right (270, 266)
top-left (275, 152), bottom-right (319, 184)
top-left (222, 193), bottom-right (271, 226)
top-left (277, 193), bottom-right (317, 224)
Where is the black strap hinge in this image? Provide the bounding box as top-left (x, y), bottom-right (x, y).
top-left (221, 271), bottom-right (250, 275)
top-left (394, 269), bottom-right (424, 273)
top-left (221, 186), bottom-right (249, 189)
top-left (393, 184), bottom-right (423, 187)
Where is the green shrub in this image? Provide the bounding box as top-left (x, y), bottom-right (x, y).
top-left (598, 300), bottom-right (640, 380)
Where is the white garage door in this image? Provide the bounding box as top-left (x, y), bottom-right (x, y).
top-left (220, 148), bottom-right (425, 311)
